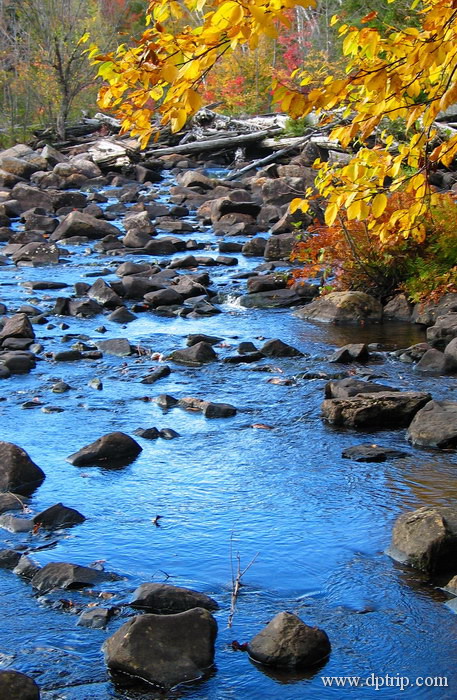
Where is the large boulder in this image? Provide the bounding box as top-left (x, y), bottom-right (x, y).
top-left (31, 561), bottom-right (109, 592)
top-left (295, 291), bottom-right (383, 323)
top-left (50, 211), bottom-right (120, 241)
top-left (390, 506), bottom-right (457, 574)
top-left (406, 400), bottom-right (457, 448)
top-left (247, 612), bottom-right (331, 669)
top-left (264, 233), bottom-right (296, 261)
top-left (103, 608), bottom-right (217, 689)
top-left (324, 378), bottom-right (398, 399)
top-left (239, 289), bottom-right (301, 308)
top-left (66, 432), bottom-right (142, 467)
top-left (0, 442), bottom-right (45, 495)
top-left (322, 391), bottom-right (431, 429)
top-left (0, 670), bottom-right (40, 700)
top-left (12, 242), bottom-right (61, 266)
top-left (426, 313), bottom-right (457, 348)
top-left (131, 583), bottom-right (219, 613)
top-left (0, 313), bottom-right (35, 341)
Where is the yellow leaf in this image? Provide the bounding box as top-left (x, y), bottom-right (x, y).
top-left (372, 193), bottom-right (387, 217)
top-left (171, 109), bottom-right (188, 133)
top-left (289, 198), bottom-right (309, 215)
top-left (162, 63), bottom-right (178, 83)
top-left (325, 202), bottom-right (338, 226)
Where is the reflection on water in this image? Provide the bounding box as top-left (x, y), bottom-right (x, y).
top-left (0, 187), bottom-right (456, 700)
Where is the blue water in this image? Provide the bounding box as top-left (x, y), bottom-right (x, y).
top-left (0, 175), bottom-right (456, 699)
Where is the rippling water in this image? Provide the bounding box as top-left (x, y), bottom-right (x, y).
top-left (0, 175), bottom-right (456, 699)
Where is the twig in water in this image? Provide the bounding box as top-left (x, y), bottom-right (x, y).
top-left (228, 533), bottom-right (259, 628)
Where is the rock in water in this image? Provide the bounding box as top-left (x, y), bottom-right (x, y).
top-left (247, 612), bottom-right (331, 668)
top-left (103, 608), bottom-right (217, 689)
top-left (131, 583), bottom-right (219, 613)
top-left (406, 400), bottom-right (457, 448)
top-left (66, 432), bottom-right (142, 467)
top-left (0, 670), bottom-right (40, 699)
top-left (31, 562), bottom-right (109, 593)
top-left (0, 442), bottom-right (45, 495)
top-left (389, 506), bottom-right (457, 574)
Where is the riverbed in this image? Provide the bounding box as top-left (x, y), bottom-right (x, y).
top-left (0, 170), bottom-right (456, 699)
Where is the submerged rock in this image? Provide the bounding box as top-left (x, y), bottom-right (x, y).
top-left (342, 444), bottom-right (408, 462)
top-left (390, 506), bottom-right (457, 574)
top-left (247, 612), bottom-right (331, 668)
top-left (103, 608), bottom-right (217, 689)
top-left (66, 432), bottom-right (142, 467)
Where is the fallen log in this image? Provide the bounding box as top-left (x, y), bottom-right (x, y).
top-left (144, 128), bottom-right (283, 157)
top-left (224, 135), bottom-right (312, 180)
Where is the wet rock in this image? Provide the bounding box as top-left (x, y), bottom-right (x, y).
top-left (383, 294), bottom-right (413, 322)
top-left (407, 400), bottom-right (457, 448)
top-left (13, 554), bottom-right (40, 579)
top-left (390, 506), bottom-right (457, 574)
top-left (0, 312), bottom-right (35, 340)
top-left (67, 432), bottom-right (142, 467)
top-left (95, 338), bottom-right (131, 356)
top-left (12, 242), bottom-right (61, 266)
top-left (32, 503), bottom-right (85, 529)
top-left (156, 394), bottom-right (179, 409)
top-left (160, 428), bottom-right (180, 439)
top-left (131, 583), bottom-right (219, 613)
top-left (53, 350), bottom-right (82, 362)
top-left (11, 183), bottom-right (53, 210)
top-left (68, 298), bottom-right (103, 318)
top-left (88, 279), bottom-right (123, 309)
top-left (240, 289), bottom-right (301, 308)
top-left (0, 514), bottom-right (33, 532)
top-left (0, 351), bottom-right (36, 373)
top-left (187, 333), bottom-right (223, 347)
top-left (168, 341), bottom-right (217, 366)
top-left (133, 427), bottom-right (160, 440)
top-left (0, 670), bottom-right (40, 700)
top-left (31, 562), bottom-right (108, 593)
top-left (77, 606), bottom-right (113, 629)
top-left (103, 608), bottom-right (217, 689)
top-left (444, 337), bottom-right (457, 372)
top-left (219, 241), bottom-right (243, 253)
top-left (168, 254), bottom-right (198, 269)
top-left (329, 343), bottom-right (370, 363)
top-left (140, 366), bottom-right (171, 384)
top-left (143, 238), bottom-right (179, 255)
top-left (413, 292), bottom-right (457, 326)
top-left (123, 228), bottom-right (153, 248)
top-left (322, 391), bottom-right (431, 429)
top-left (0, 492), bottom-right (28, 513)
top-left (108, 307), bottom-right (137, 323)
top-left (296, 292), bottom-right (383, 324)
top-left (203, 402), bottom-right (237, 418)
top-left (144, 288), bottom-right (183, 308)
top-left (342, 444), bottom-right (408, 462)
top-left (0, 549), bottom-right (22, 568)
top-left (247, 274), bottom-right (286, 294)
top-left (176, 171), bottom-right (216, 189)
top-left (172, 277), bottom-right (208, 299)
top-left (242, 237), bottom-right (268, 256)
top-left (415, 348), bottom-right (447, 373)
top-left (50, 211), bottom-right (120, 241)
top-left (260, 338), bottom-right (302, 357)
top-left (247, 612), bottom-right (331, 669)
top-left (0, 441), bottom-right (45, 495)
top-left (51, 381), bottom-right (72, 393)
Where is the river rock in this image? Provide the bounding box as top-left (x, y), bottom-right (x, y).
top-left (66, 432), bottom-right (142, 467)
top-left (32, 502), bottom-right (85, 529)
top-left (264, 233), bottom-right (296, 261)
top-left (87, 279), bottom-right (123, 309)
top-left (324, 378), bottom-right (397, 399)
top-left (390, 506), bottom-right (457, 574)
top-left (31, 562), bottom-right (108, 592)
top-left (0, 549), bottom-right (22, 568)
top-left (168, 341), bottom-right (217, 365)
top-left (103, 608), bottom-right (217, 689)
top-left (12, 242), bottom-right (61, 266)
top-left (247, 274), bottom-right (286, 294)
top-left (444, 337), bottom-right (457, 371)
top-left (342, 444), bottom-right (408, 462)
top-left (0, 670), bottom-right (40, 700)
top-left (0, 351), bottom-right (36, 373)
top-left (95, 338), bottom-right (131, 356)
top-left (296, 291), bottom-right (383, 323)
top-left (0, 514), bottom-right (33, 532)
top-left (186, 333), bottom-right (222, 346)
top-left (144, 287), bottom-right (183, 308)
top-left (240, 289), bottom-right (301, 308)
top-left (260, 338), bottom-right (302, 357)
top-left (322, 391), bottom-right (431, 428)
top-left (426, 312), bottom-right (457, 348)
top-left (242, 237), bottom-right (268, 256)
top-left (77, 607), bottom-right (113, 629)
top-left (131, 583), bottom-right (219, 613)
top-left (0, 442), bottom-right (45, 495)
top-left (50, 211), bottom-right (120, 241)
top-left (383, 294), bottom-right (413, 322)
top-left (108, 307), bottom-right (137, 323)
top-left (13, 554), bottom-right (40, 578)
top-left (0, 492), bottom-right (27, 513)
top-left (140, 366), bottom-right (171, 384)
top-left (329, 343), bottom-right (369, 363)
top-left (133, 427), bottom-right (160, 440)
top-left (203, 402), bottom-right (237, 418)
top-left (11, 183), bottom-right (53, 210)
top-left (0, 313), bottom-right (35, 340)
top-left (247, 612), bottom-right (331, 668)
top-left (406, 400), bottom-right (457, 448)
top-left (415, 348), bottom-right (447, 373)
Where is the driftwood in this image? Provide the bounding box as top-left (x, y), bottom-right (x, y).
top-left (145, 128), bottom-right (283, 157)
top-left (224, 134), bottom-right (312, 180)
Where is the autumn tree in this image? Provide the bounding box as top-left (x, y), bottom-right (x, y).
top-left (94, 0), bottom-right (457, 259)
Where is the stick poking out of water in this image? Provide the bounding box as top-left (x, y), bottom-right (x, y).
top-left (228, 533), bottom-right (259, 628)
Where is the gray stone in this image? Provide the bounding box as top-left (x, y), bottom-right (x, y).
top-left (329, 343), bottom-right (370, 363)
top-left (426, 312), bottom-right (457, 348)
top-left (240, 289), bottom-right (301, 308)
top-left (95, 338), bottom-right (131, 356)
top-left (416, 348), bottom-right (447, 373)
top-left (444, 337), bottom-right (457, 372)
top-left (264, 233), bottom-right (296, 261)
top-left (0, 441), bottom-right (45, 495)
top-left (50, 211), bottom-right (120, 241)
top-left (0, 549), bottom-right (22, 568)
top-left (407, 400), bottom-right (457, 448)
top-left (103, 608), bottom-right (217, 689)
top-left (32, 502), bottom-right (85, 529)
top-left (0, 670), bottom-right (40, 700)
top-left (0, 313), bottom-right (35, 340)
top-left (342, 444), bottom-right (408, 462)
top-left (31, 562), bottom-right (108, 592)
top-left (295, 291), bottom-right (383, 324)
top-left (88, 279), bottom-right (123, 309)
top-left (383, 294), bottom-right (413, 322)
top-left (77, 607), bottom-right (113, 629)
top-left (67, 432), bottom-right (142, 467)
top-left (0, 492), bottom-right (28, 513)
top-left (168, 341), bottom-right (217, 366)
top-left (322, 391), bottom-right (431, 429)
top-left (247, 612), bottom-right (331, 669)
top-left (131, 582), bottom-right (219, 613)
top-left (260, 338), bottom-right (302, 357)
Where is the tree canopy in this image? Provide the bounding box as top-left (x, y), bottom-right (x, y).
top-left (93, 0), bottom-right (457, 247)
